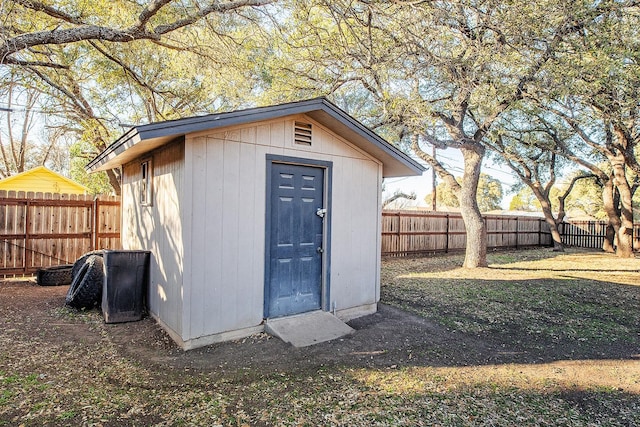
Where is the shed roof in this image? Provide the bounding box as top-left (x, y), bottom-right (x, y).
top-left (86, 97), bottom-right (425, 177)
top-left (0, 166), bottom-right (89, 194)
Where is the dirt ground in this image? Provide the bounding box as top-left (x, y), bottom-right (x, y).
top-left (2, 280), bottom-right (501, 376)
top-left (1, 250), bottom-right (639, 426)
top-left (3, 269), bottom-right (636, 377)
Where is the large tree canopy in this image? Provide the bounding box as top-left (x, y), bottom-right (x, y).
top-left (0, 0), bottom-right (274, 68)
top-left (1, 0), bottom-right (638, 263)
top-left (521, 1), bottom-right (640, 257)
top-left (485, 107), bottom-right (587, 251)
top-left (274, 0), bottom-right (634, 266)
top-left (1, 0), bottom-right (276, 193)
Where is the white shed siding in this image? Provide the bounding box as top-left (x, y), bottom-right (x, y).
top-left (183, 133), bottom-right (269, 341)
top-left (281, 121), bottom-right (382, 311)
top-left (182, 115), bottom-right (381, 340)
top-left (327, 157), bottom-right (381, 311)
top-left (121, 140), bottom-right (185, 338)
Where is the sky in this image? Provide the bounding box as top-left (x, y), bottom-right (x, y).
top-left (383, 147), bottom-right (518, 209)
top-left (1, 95), bottom-right (549, 210)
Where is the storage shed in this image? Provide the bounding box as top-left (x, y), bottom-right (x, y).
top-left (86, 98), bottom-right (424, 349)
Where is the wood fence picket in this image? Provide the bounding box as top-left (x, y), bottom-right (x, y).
top-left (0, 191), bottom-right (120, 276)
top-left (1, 197), bottom-right (636, 271)
top-left (381, 210), bottom-right (639, 257)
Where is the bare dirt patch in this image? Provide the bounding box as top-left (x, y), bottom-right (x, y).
top-left (1, 248), bottom-right (639, 426)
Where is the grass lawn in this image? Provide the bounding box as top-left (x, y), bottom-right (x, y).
top-left (1, 248), bottom-right (639, 426)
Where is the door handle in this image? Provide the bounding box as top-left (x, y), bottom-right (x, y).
top-left (316, 247), bottom-right (324, 253)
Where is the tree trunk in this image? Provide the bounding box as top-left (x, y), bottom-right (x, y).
top-left (532, 187), bottom-right (564, 251)
top-left (544, 212), bottom-right (564, 252)
top-left (603, 224), bottom-right (617, 253)
top-left (106, 169), bottom-right (122, 196)
top-left (601, 178), bottom-right (619, 253)
top-left (611, 161), bottom-right (634, 258)
top-left (460, 146), bottom-right (488, 268)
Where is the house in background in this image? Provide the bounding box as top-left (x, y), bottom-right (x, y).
top-left (86, 97), bottom-right (424, 350)
top-left (0, 166), bottom-right (89, 195)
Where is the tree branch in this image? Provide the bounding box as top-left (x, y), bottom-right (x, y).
top-left (382, 191), bottom-right (417, 208)
top-left (87, 40), bottom-right (170, 121)
top-left (152, 0), bottom-right (275, 34)
top-left (136, 0), bottom-right (174, 30)
top-left (1, 0), bottom-right (275, 63)
top-left (11, 0), bottom-right (86, 25)
top-left (556, 173), bottom-right (597, 224)
top-left (25, 66), bottom-right (94, 119)
top-left (410, 133), bottom-right (460, 193)
top-left (544, 152), bottom-right (556, 194)
top-left (2, 57), bottom-right (69, 69)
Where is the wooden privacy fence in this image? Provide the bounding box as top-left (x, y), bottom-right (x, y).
top-left (382, 210), bottom-right (551, 256)
top-left (560, 220), bottom-right (640, 250)
top-left (0, 191), bottom-right (121, 275)
top-left (382, 210), bottom-right (639, 256)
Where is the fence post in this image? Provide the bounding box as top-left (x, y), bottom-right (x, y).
top-left (395, 211), bottom-right (401, 255)
top-left (92, 197), bottom-right (99, 251)
top-left (538, 219), bottom-right (542, 247)
top-left (445, 213), bottom-right (450, 253)
top-left (23, 200), bottom-right (30, 275)
top-left (515, 216), bottom-right (519, 249)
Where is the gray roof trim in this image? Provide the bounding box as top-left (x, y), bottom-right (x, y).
top-left (86, 97), bottom-right (425, 176)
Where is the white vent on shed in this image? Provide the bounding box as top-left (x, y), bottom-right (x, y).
top-left (294, 122), bottom-right (313, 146)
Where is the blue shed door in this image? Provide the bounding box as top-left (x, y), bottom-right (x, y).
top-left (266, 163), bottom-right (324, 318)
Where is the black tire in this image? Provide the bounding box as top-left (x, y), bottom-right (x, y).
top-left (71, 250), bottom-right (104, 281)
top-left (65, 255), bottom-right (104, 309)
top-left (36, 264), bottom-right (73, 286)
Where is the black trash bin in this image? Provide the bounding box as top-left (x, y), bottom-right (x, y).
top-left (102, 250), bottom-right (151, 323)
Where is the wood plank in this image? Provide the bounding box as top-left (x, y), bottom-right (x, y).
top-left (219, 136), bottom-right (241, 332)
top-left (237, 140), bottom-right (258, 325)
top-left (188, 136), bottom-right (210, 338)
top-left (379, 211), bottom-right (619, 256)
top-left (0, 192), bottom-right (121, 274)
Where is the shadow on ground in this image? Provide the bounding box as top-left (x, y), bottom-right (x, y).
top-left (2, 265), bottom-right (639, 426)
top-left (108, 288), bottom-right (639, 380)
top-left (3, 258), bottom-right (638, 381)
